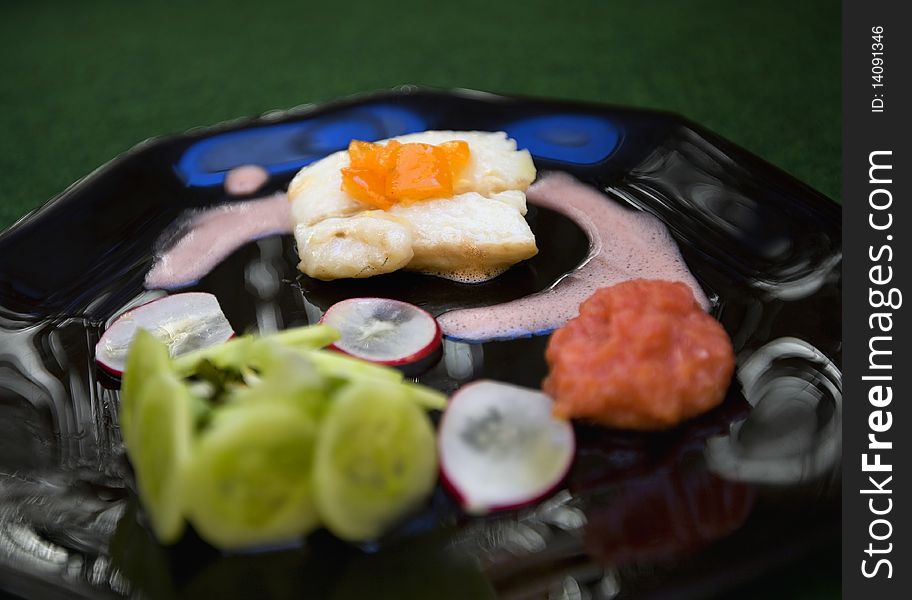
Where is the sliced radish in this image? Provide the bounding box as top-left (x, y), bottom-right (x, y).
top-left (438, 380), bottom-right (575, 515)
top-left (95, 292), bottom-right (234, 376)
top-left (319, 298), bottom-right (442, 375)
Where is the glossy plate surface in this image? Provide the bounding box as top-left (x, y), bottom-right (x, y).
top-left (0, 89), bottom-right (841, 599)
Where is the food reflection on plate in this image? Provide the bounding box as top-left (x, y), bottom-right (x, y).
top-left (582, 444), bottom-right (755, 568)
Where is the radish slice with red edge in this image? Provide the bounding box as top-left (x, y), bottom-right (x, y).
top-left (95, 292), bottom-right (234, 376)
top-left (320, 298), bottom-right (442, 376)
top-left (438, 380), bottom-right (575, 514)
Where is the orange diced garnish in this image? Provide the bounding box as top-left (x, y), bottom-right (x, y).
top-left (340, 166), bottom-right (392, 210)
top-left (439, 140), bottom-right (470, 180)
top-left (347, 140), bottom-right (379, 168)
top-left (340, 139), bottom-right (471, 209)
top-left (387, 143), bottom-right (453, 202)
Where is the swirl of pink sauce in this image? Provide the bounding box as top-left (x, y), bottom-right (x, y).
top-left (144, 193), bottom-right (292, 290)
top-left (145, 173), bottom-right (708, 343)
top-left (437, 172), bottom-right (710, 342)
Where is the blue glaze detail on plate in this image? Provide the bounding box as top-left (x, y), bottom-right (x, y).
top-left (175, 104), bottom-right (427, 187)
top-left (502, 114), bottom-right (621, 164)
top-left (442, 326), bottom-right (554, 344)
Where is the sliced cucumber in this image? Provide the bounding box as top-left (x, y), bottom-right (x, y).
top-left (304, 347), bottom-right (404, 383)
top-left (172, 324), bottom-right (340, 376)
top-left (119, 327), bottom-right (172, 446)
top-left (314, 381), bottom-right (438, 542)
top-left (184, 403), bottom-right (321, 549)
top-left (121, 330), bottom-right (194, 544)
top-left (225, 346), bottom-right (330, 422)
top-left (402, 381), bottom-right (447, 411)
top-left (121, 323), bottom-right (445, 550)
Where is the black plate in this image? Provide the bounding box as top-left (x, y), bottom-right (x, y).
top-left (0, 88), bottom-right (841, 599)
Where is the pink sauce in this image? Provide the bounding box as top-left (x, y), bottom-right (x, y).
top-left (224, 165), bottom-right (270, 196)
top-left (145, 173), bottom-right (708, 342)
top-left (144, 193), bottom-right (292, 289)
top-left (437, 173), bottom-right (710, 342)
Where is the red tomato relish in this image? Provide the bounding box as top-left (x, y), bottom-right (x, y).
top-left (543, 280), bottom-right (735, 430)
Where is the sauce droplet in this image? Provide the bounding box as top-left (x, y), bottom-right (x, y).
top-left (224, 165), bottom-right (269, 196)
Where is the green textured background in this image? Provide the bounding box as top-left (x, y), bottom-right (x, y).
top-left (0, 0), bottom-right (840, 597)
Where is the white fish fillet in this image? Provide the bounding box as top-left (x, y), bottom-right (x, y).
top-left (288, 131), bottom-right (538, 281)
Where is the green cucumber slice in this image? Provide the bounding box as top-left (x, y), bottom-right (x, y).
top-left (119, 327), bottom-right (173, 445)
top-left (402, 382), bottom-right (447, 411)
top-left (172, 324), bottom-right (339, 375)
top-left (304, 348), bottom-right (404, 384)
top-left (184, 403), bottom-right (320, 549)
top-left (119, 329), bottom-right (193, 544)
top-left (314, 381), bottom-right (438, 542)
top-left (129, 369), bottom-right (194, 544)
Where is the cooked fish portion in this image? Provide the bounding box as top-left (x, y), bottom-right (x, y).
top-left (390, 191), bottom-right (537, 281)
top-left (289, 130), bottom-right (538, 281)
top-left (289, 151), bottom-right (363, 228)
top-left (288, 131), bottom-right (536, 226)
top-left (295, 212), bottom-right (415, 280)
